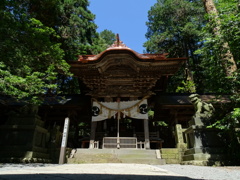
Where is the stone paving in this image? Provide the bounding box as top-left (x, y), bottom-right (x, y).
top-left (0, 163), bottom-right (193, 180)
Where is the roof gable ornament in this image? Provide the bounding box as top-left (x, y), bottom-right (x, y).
top-left (107, 34), bottom-right (130, 49)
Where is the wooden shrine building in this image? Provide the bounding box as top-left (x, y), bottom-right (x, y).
top-left (68, 35), bottom-right (187, 149)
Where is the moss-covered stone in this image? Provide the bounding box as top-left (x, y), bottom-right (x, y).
top-left (161, 148), bottom-right (179, 154)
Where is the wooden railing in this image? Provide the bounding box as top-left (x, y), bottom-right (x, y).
top-left (135, 131), bottom-right (164, 149)
top-left (102, 137), bottom-right (137, 149)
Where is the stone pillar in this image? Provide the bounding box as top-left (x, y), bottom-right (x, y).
top-left (89, 121), bottom-right (97, 149)
top-left (175, 124), bottom-right (187, 163)
top-left (59, 117), bottom-right (70, 164)
top-left (175, 124), bottom-right (187, 149)
top-left (144, 119), bottom-right (150, 149)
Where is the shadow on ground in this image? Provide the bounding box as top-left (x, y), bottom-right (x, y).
top-left (0, 173), bottom-right (199, 180)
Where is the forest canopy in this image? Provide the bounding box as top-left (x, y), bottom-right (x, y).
top-left (144, 0), bottom-right (240, 163)
top-left (0, 0), bottom-right (115, 104)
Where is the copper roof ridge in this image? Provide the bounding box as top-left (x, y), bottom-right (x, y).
top-left (76, 34), bottom-right (187, 62)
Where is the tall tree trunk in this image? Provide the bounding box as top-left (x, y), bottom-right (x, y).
top-left (202, 0), bottom-right (237, 76)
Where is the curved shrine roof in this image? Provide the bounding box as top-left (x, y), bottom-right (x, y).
top-left (76, 36), bottom-right (186, 63)
top-left (68, 35), bottom-right (187, 98)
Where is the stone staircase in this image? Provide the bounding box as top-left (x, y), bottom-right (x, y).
top-left (160, 148), bottom-right (181, 164)
top-left (67, 149), bottom-right (166, 165)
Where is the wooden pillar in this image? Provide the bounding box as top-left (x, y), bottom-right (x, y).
top-left (144, 119), bottom-right (150, 149)
top-left (89, 121), bottom-right (97, 149)
top-left (117, 98), bottom-right (121, 149)
top-left (104, 97), bottom-right (112, 137)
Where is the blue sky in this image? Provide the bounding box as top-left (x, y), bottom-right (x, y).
top-left (89, 0), bottom-right (157, 53)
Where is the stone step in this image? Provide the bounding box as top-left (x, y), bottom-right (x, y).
top-left (165, 159), bottom-right (180, 164)
top-left (68, 149), bottom-right (165, 165)
top-left (67, 157), bottom-right (165, 165)
top-left (119, 158), bottom-right (165, 165)
top-left (76, 148), bottom-right (157, 153)
top-left (67, 154), bottom-right (121, 164)
top-left (161, 153), bottom-right (179, 159)
top-left (74, 149), bottom-right (157, 156)
top-left (160, 148), bottom-right (180, 164)
top-left (73, 149), bottom-right (158, 159)
top-left (117, 153), bottom-right (156, 159)
top-left (160, 148), bottom-right (179, 154)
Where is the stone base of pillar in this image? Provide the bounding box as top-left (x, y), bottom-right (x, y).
top-left (89, 140), bottom-right (95, 149)
top-left (144, 119), bottom-right (150, 149)
top-left (144, 140), bottom-right (150, 149)
top-left (89, 122), bottom-right (97, 149)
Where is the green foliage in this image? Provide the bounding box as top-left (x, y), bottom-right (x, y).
top-left (0, 0), bottom-right (102, 103)
top-left (231, 108), bottom-right (240, 122)
top-left (0, 1), bottom-right (71, 104)
top-left (145, 0), bottom-right (206, 92)
top-left (24, 0), bottom-right (105, 94)
top-left (148, 110), bottom-right (168, 127)
top-left (195, 0), bottom-right (240, 94)
top-left (145, 0), bottom-right (240, 163)
top-left (209, 108), bottom-right (240, 130)
top-left (89, 29), bottom-right (116, 54)
top-left (99, 29), bottom-right (116, 47)
top-left (193, 4), bottom-right (240, 158)
top-left (196, 0), bottom-right (240, 162)
top-left (148, 110), bottom-right (154, 119)
top-left (217, 0), bottom-right (240, 62)
top-left (209, 106), bottom-right (240, 164)
top-left (176, 80), bottom-right (196, 93)
top-left (56, 0), bottom-right (98, 59)
top-left (145, 0), bottom-right (204, 56)
top-left (26, 0), bottom-right (98, 60)
top-left (145, 0), bottom-right (239, 93)
top-left (153, 121), bottom-right (168, 127)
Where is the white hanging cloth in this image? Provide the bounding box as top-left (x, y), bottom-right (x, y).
top-left (91, 98), bottom-right (148, 122)
top-left (121, 99), bottom-right (148, 119)
top-left (91, 101), bottom-right (118, 122)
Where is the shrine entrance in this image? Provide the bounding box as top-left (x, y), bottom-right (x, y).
top-left (96, 118), bottom-right (138, 139)
top-left (94, 117), bottom-right (147, 149)
top-left (88, 97), bottom-right (151, 149)
top-left (69, 34), bottom-right (186, 149)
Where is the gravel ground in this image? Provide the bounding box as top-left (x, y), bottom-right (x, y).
top-left (0, 163), bottom-right (240, 180)
top-left (158, 164), bottom-right (240, 180)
